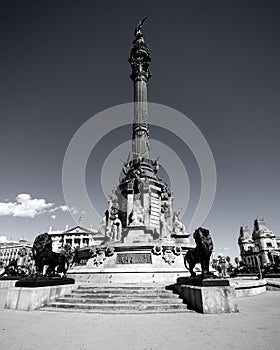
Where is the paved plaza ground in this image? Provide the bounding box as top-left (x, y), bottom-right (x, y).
top-left (0, 288), bottom-right (279, 350)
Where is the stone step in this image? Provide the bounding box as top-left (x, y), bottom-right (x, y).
top-left (76, 286), bottom-right (171, 291)
top-left (42, 305), bottom-right (192, 314)
top-left (57, 297), bottom-right (184, 305)
top-left (73, 290), bottom-right (175, 296)
top-left (41, 285), bottom-right (190, 314)
top-left (45, 302), bottom-right (188, 313)
top-left (60, 292), bottom-right (181, 300)
top-left (66, 292), bottom-right (179, 299)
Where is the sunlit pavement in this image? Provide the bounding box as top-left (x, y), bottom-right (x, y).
top-left (0, 289), bottom-right (279, 350)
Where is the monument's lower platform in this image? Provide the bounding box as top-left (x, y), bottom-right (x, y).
top-left (68, 268), bottom-right (189, 284)
top-left (68, 240), bottom-right (195, 284)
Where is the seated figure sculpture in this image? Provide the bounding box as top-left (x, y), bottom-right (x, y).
top-left (184, 227), bottom-right (214, 277)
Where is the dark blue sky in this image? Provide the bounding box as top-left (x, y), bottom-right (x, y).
top-left (0, 0), bottom-right (279, 258)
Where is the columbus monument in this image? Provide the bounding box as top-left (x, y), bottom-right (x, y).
top-left (68, 18), bottom-right (193, 283)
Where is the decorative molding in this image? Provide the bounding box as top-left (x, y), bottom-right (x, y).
top-left (89, 246), bottom-right (115, 266)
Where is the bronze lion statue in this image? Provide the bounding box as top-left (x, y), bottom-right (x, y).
top-left (32, 233), bottom-right (68, 277)
top-left (184, 227), bottom-right (214, 277)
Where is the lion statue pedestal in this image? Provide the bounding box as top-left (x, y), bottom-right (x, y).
top-left (175, 227), bottom-right (238, 314)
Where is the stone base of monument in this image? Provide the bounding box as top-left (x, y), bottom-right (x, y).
top-left (67, 239), bottom-right (197, 284)
top-left (175, 276), bottom-right (239, 314)
top-left (122, 226), bottom-right (155, 244)
top-left (69, 269), bottom-right (190, 285)
top-left (5, 282), bottom-right (76, 311)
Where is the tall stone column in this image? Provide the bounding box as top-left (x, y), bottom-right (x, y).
top-left (129, 17), bottom-right (151, 162)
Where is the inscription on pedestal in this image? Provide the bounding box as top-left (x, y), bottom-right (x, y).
top-left (116, 253), bottom-right (152, 264)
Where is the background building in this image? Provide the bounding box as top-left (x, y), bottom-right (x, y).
top-left (0, 239), bottom-right (32, 266)
top-left (238, 218), bottom-right (280, 267)
top-left (48, 225), bottom-right (104, 251)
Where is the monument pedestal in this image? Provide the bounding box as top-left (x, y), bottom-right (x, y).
top-left (5, 283), bottom-right (75, 311)
top-left (122, 226), bottom-right (154, 244)
top-left (175, 277), bottom-right (239, 314)
top-left (68, 239), bottom-right (193, 284)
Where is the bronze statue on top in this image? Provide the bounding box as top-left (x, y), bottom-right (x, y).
top-left (134, 16), bottom-right (148, 38)
top-left (184, 227), bottom-right (214, 277)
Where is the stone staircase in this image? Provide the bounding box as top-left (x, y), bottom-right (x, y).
top-left (42, 284), bottom-right (192, 314)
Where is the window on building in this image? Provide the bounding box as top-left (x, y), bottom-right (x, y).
top-left (66, 239), bottom-right (72, 245)
top-left (74, 238), bottom-right (81, 246)
top-left (83, 238), bottom-right (89, 246)
top-left (266, 242), bottom-right (272, 248)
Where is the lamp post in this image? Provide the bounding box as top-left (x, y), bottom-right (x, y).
top-left (256, 254), bottom-right (262, 280)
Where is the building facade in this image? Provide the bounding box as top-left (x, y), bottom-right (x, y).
top-left (48, 225), bottom-right (104, 251)
top-left (0, 239), bottom-right (33, 266)
top-left (238, 218), bottom-right (280, 267)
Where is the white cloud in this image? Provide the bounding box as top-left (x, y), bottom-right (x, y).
top-left (0, 194), bottom-right (53, 218)
top-left (0, 235), bottom-right (9, 243)
top-left (0, 236), bottom-right (17, 243)
top-left (223, 247), bottom-right (231, 251)
top-left (0, 194), bottom-right (86, 220)
top-left (48, 226), bottom-right (64, 235)
top-left (49, 205), bottom-right (81, 215)
top-left (60, 205), bottom-right (69, 212)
